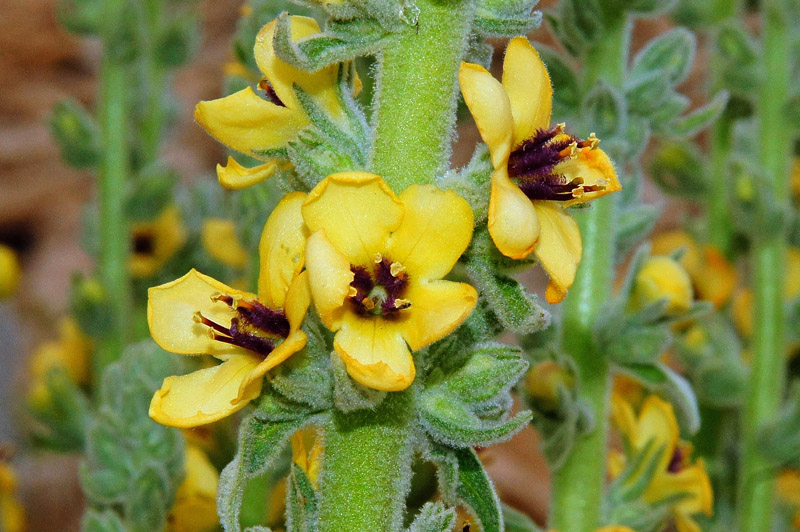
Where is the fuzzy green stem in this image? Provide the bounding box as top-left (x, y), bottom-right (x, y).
top-left (708, 116), bottom-right (733, 254)
top-left (96, 4), bottom-right (131, 378)
top-left (550, 10), bottom-right (630, 532)
top-left (318, 392), bottom-right (414, 532)
top-left (738, 3), bottom-right (791, 528)
top-left (140, 0), bottom-right (166, 163)
top-left (370, 0), bottom-right (473, 190)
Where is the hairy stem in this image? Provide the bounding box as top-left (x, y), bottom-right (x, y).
top-left (738, 2), bottom-right (791, 528)
top-left (96, 1), bottom-right (131, 379)
top-left (370, 0), bottom-right (474, 191)
top-left (550, 10), bottom-right (630, 532)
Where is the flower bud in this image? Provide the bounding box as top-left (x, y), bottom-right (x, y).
top-left (630, 256), bottom-right (693, 315)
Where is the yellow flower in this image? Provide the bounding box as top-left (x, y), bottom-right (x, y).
top-left (201, 219), bottom-right (250, 269)
top-left (166, 445), bottom-right (219, 532)
top-left (777, 469), bottom-right (800, 529)
top-left (0, 244), bottom-right (21, 299)
top-left (630, 256), bottom-right (693, 316)
top-left (0, 463), bottom-right (25, 532)
top-left (610, 394), bottom-right (713, 532)
top-left (290, 427), bottom-right (323, 488)
top-left (130, 206), bottom-right (188, 279)
top-left (525, 360), bottom-right (574, 412)
top-left (29, 317), bottom-right (92, 386)
top-left (302, 172), bottom-right (477, 391)
top-left (459, 37), bottom-right (621, 303)
top-left (792, 159), bottom-right (800, 203)
top-left (148, 193), bottom-right (310, 427)
top-left (650, 231), bottom-right (737, 308)
top-left (195, 16), bottom-right (351, 190)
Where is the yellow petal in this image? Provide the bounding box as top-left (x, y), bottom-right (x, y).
top-left (149, 355), bottom-right (262, 427)
top-left (694, 245), bottom-right (736, 308)
top-left (674, 513), bottom-right (703, 532)
top-left (647, 462), bottom-right (713, 516)
top-left (532, 202), bottom-right (582, 299)
top-left (636, 395), bottom-right (680, 474)
top-left (254, 17), bottom-right (344, 120)
top-left (258, 191), bottom-right (308, 308)
top-left (558, 148), bottom-right (622, 208)
top-left (777, 470), bottom-right (800, 507)
top-left (240, 329), bottom-right (307, 399)
top-left (334, 315), bottom-right (415, 391)
top-left (194, 87), bottom-right (308, 159)
top-left (305, 230), bottom-right (354, 329)
top-left (130, 205), bottom-right (188, 279)
top-left (786, 247), bottom-right (800, 299)
top-left (202, 218), bottom-right (250, 269)
top-left (459, 62), bottom-right (515, 168)
top-left (401, 280), bottom-right (477, 351)
top-left (217, 156), bottom-right (280, 190)
top-left (631, 256), bottom-right (693, 315)
top-left (502, 37), bottom-right (553, 146)
top-left (285, 271), bottom-right (312, 330)
top-left (148, 269), bottom-right (256, 357)
top-left (387, 184), bottom-right (474, 280)
top-left (0, 243), bottom-right (21, 299)
top-left (302, 172), bottom-right (403, 266)
top-left (488, 167), bottom-right (540, 259)
top-left (610, 392), bottom-right (639, 445)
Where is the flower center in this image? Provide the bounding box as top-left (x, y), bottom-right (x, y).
top-left (348, 254), bottom-right (410, 317)
top-left (193, 294), bottom-right (290, 356)
top-left (507, 124), bottom-right (605, 202)
top-left (667, 447), bottom-right (686, 474)
top-left (259, 78), bottom-right (285, 107)
top-left (132, 231), bottom-right (156, 255)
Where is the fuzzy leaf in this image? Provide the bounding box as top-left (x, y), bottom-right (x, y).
top-left (648, 140), bottom-right (709, 197)
top-left (406, 501), bottom-right (457, 532)
top-left (669, 91), bottom-right (729, 138)
top-left (286, 464), bottom-right (319, 532)
top-left (440, 343), bottom-right (528, 406)
top-left (631, 28), bottom-right (696, 85)
top-left (649, 93), bottom-right (690, 131)
top-left (293, 86), bottom-right (364, 164)
top-left (582, 81), bottom-right (627, 139)
top-left (615, 204), bottom-right (660, 261)
top-left (454, 448), bottom-right (503, 532)
top-left (619, 363), bottom-right (701, 434)
top-left (51, 99), bottom-right (101, 169)
top-left (626, 70), bottom-right (672, 115)
top-left (254, 386), bottom-right (322, 423)
top-left (125, 466), bottom-right (170, 532)
top-left (331, 351), bottom-right (386, 412)
top-left (270, 347), bottom-right (334, 411)
top-left (473, 10), bottom-right (542, 37)
top-left (502, 503), bottom-right (542, 532)
top-left (82, 510), bottom-right (128, 532)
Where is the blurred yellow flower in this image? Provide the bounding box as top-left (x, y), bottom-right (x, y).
top-left (0, 462), bottom-right (25, 532)
top-left (195, 16), bottom-right (352, 190)
top-left (526, 360), bottom-right (574, 412)
top-left (130, 206), bottom-right (188, 279)
top-left (610, 394), bottom-right (712, 532)
top-left (29, 317), bottom-right (92, 386)
top-left (291, 427), bottom-right (322, 488)
top-left (302, 172), bottom-right (477, 391)
top-left (630, 256), bottom-right (693, 316)
top-left (777, 469), bottom-right (800, 529)
top-left (0, 244), bottom-right (21, 299)
top-left (148, 193), bottom-right (310, 427)
top-left (201, 219), bottom-right (249, 269)
top-left (167, 445), bottom-right (219, 532)
top-left (459, 37), bottom-right (620, 303)
top-left (792, 159), bottom-right (800, 203)
top-left (651, 230), bottom-right (737, 308)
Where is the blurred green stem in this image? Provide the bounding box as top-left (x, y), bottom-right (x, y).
top-left (550, 9), bottom-right (630, 532)
top-left (96, 1), bottom-right (131, 380)
top-left (738, 2), bottom-right (791, 531)
top-left (141, 0), bottom-right (166, 162)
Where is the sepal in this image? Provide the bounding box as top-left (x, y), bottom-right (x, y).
top-left (582, 80), bottom-right (627, 140)
top-left (331, 351), bottom-right (386, 412)
top-left (669, 91), bottom-right (729, 138)
top-left (648, 141), bottom-right (710, 198)
top-left (630, 28), bottom-right (696, 86)
top-left (404, 501), bottom-right (457, 532)
top-left (81, 510), bottom-right (128, 532)
top-left (502, 503), bottom-right (543, 532)
top-left (51, 99), bottom-right (102, 169)
top-left (438, 145), bottom-right (493, 225)
top-left (286, 464), bottom-right (319, 532)
top-left (473, 9), bottom-right (542, 38)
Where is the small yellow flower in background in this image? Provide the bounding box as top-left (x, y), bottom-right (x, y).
top-left (459, 37), bottom-right (621, 304)
top-left (612, 375), bottom-right (646, 410)
top-left (733, 247), bottom-right (800, 339)
top-left (195, 16), bottom-right (353, 190)
top-left (610, 394), bottom-right (713, 532)
top-left (130, 206), bottom-right (188, 279)
top-left (148, 193), bottom-right (310, 427)
top-left (650, 230), bottom-right (737, 309)
top-left (526, 360), bottom-right (574, 412)
top-left (791, 159), bottom-right (800, 203)
top-left (630, 256), bottom-right (693, 316)
top-left (302, 172), bottom-right (477, 391)
top-left (0, 244), bottom-right (21, 299)
top-left (777, 469), bottom-right (800, 529)
top-left (0, 462), bottom-right (26, 532)
top-left (29, 317), bottom-right (92, 386)
top-left (167, 445), bottom-right (219, 532)
top-left (201, 219), bottom-right (250, 269)
top-left (290, 427), bottom-right (323, 487)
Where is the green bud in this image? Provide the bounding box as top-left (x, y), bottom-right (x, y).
top-left (51, 100), bottom-right (101, 169)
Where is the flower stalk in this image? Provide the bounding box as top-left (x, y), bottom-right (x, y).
top-left (738, 1), bottom-right (792, 529)
top-left (550, 8), bottom-right (631, 532)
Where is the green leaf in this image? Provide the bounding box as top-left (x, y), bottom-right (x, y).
top-left (537, 45), bottom-right (580, 117)
top-left (286, 464), bottom-right (319, 532)
top-left (473, 10), bottom-right (542, 37)
top-left (502, 503), bottom-right (542, 532)
top-left (81, 510), bottom-right (128, 532)
top-left (648, 140), bottom-right (709, 197)
top-left (618, 363), bottom-right (701, 434)
top-left (293, 86), bottom-right (365, 164)
top-left (631, 28), bottom-right (696, 85)
top-left (626, 70), bottom-right (672, 115)
top-left (615, 204), bottom-right (660, 261)
top-left (649, 93), bottom-right (690, 131)
top-left (669, 91), bottom-right (730, 138)
top-left (51, 99), bottom-right (101, 169)
top-left (624, 0), bottom-right (677, 15)
top-left (454, 448), bottom-right (503, 532)
top-left (125, 466), bottom-right (170, 532)
top-left (582, 81), bottom-right (627, 139)
top-left (419, 390), bottom-right (532, 447)
top-left (440, 343), bottom-right (528, 406)
top-left (254, 385), bottom-right (321, 423)
top-left (406, 501), bottom-right (457, 532)
top-left (154, 15), bottom-right (198, 67)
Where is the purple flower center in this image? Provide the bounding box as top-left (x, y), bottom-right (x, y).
top-left (667, 447), bottom-right (685, 474)
top-left (259, 79), bottom-right (285, 107)
top-left (195, 295), bottom-right (290, 356)
top-left (348, 256), bottom-right (410, 317)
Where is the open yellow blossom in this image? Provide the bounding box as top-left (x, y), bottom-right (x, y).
top-left (148, 193), bottom-right (310, 427)
top-left (291, 427), bottom-right (323, 488)
top-left (167, 445), bottom-right (219, 532)
top-left (195, 16), bottom-right (351, 190)
top-left (201, 218), bottom-right (250, 269)
top-left (630, 256), bottom-right (693, 316)
top-left (302, 172), bottom-right (477, 391)
top-left (610, 394), bottom-right (713, 532)
top-left (29, 317), bottom-right (92, 386)
top-left (650, 230), bottom-right (737, 308)
top-left (0, 463), bottom-right (25, 532)
top-left (459, 37), bottom-right (621, 303)
top-left (0, 244), bottom-right (21, 299)
top-left (130, 206), bottom-right (188, 279)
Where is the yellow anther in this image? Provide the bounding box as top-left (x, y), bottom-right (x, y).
top-left (347, 286), bottom-right (358, 298)
top-left (373, 253), bottom-right (383, 263)
top-left (587, 132), bottom-right (600, 149)
top-left (390, 262), bottom-right (406, 277)
top-left (363, 298), bottom-right (376, 311)
top-left (394, 298), bottom-right (412, 310)
top-left (192, 311), bottom-right (203, 323)
top-left (555, 122), bottom-right (566, 133)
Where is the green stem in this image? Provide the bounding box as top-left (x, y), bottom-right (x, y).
top-left (370, 0), bottom-right (474, 190)
top-left (318, 392), bottom-right (414, 531)
top-left (738, 2), bottom-right (791, 531)
top-left (708, 116), bottom-right (732, 254)
top-left (318, 4), bottom-right (472, 531)
top-left (550, 11), bottom-right (630, 532)
top-left (141, 0), bottom-right (166, 163)
top-left (96, 3), bottom-right (131, 379)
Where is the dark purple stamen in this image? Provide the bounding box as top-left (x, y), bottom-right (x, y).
top-left (667, 448), bottom-right (684, 473)
top-left (133, 233), bottom-right (155, 254)
top-left (348, 258), bottom-right (410, 316)
top-left (259, 79), bottom-right (285, 107)
top-left (237, 300), bottom-right (291, 338)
